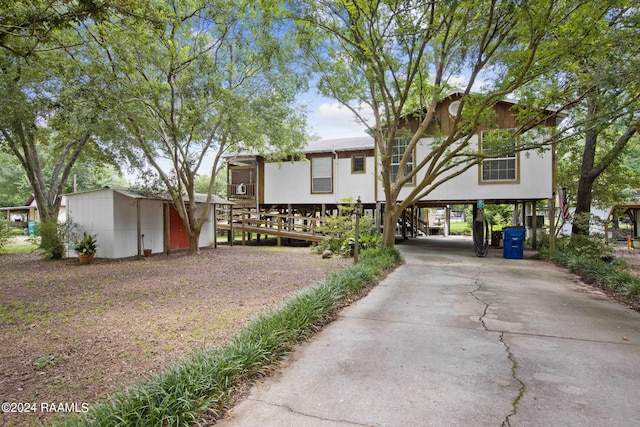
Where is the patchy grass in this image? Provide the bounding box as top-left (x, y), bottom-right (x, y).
top-left (0, 245), bottom-right (352, 427)
top-left (0, 236), bottom-right (38, 253)
top-left (53, 247), bottom-right (402, 427)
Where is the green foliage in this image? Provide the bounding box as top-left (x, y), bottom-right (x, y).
top-left (556, 134), bottom-right (640, 210)
top-left (74, 232), bottom-right (98, 255)
top-left (54, 247), bottom-right (402, 426)
top-left (32, 218), bottom-right (83, 260)
top-left (540, 234), bottom-right (640, 301)
top-left (0, 4), bottom-right (137, 222)
top-left (194, 168), bottom-right (227, 198)
top-left (84, 0), bottom-right (310, 253)
top-left (485, 205), bottom-right (513, 229)
top-left (298, 0), bottom-right (598, 246)
top-left (528, 5), bottom-right (640, 214)
top-left (0, 222), bottom-right (10, 251)
top-left (32, 217), bottom-right (69, 260)
top-left (316, 202), bottom-right (381, 256)
top-left (465, 204), bottom-right (513, 231)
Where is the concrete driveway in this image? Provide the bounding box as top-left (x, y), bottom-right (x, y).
top-left (217, 237), bottom-right (640, 427)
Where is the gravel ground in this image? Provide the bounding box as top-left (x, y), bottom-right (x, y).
top-left (0, 244), bottom-right (349, 426)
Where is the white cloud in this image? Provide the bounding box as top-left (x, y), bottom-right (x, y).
top-left (308, 101), bottom-right (372, 140)
top-left (448, 73), bottom-right (493, 92)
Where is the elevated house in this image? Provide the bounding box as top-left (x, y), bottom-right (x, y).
top-left (224, 92), bottom-right (565, 239)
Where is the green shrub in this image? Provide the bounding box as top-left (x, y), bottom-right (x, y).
top-left (543, 234), bottom-right (640, 301)
top-left (54, 247), bottom-right (402, 427)
top-left (30, 217), bottom-right (68, 259)
top-left (315, 201), bottom-right (381, 256)
top-left (0, 222), bottom-right (10, 252)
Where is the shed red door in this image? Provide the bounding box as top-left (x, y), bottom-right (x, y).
top-left (168, 206), bottom-right (190, 250)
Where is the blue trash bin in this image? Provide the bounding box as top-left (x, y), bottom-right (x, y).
top-left (503, 226), bottom-right (525, 259)
top-left (28, 221), bottom-right (38, 237)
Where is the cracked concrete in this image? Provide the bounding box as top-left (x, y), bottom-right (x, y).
top-left (217, 237), bottom-right (640, 427)
top-left (470, 280), bottom-right (525, 427)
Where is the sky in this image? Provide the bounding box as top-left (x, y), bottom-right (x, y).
top-left (300, 92), bottom-right (372, 140)
top-left (301, 73), bottom-right (481, 141)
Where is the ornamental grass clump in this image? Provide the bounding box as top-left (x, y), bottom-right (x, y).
top-left (55, 246), bottom-right (401, 427)
top-left (543, 235), bottom-right (640, 301)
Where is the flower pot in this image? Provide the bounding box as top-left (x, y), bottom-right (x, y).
top-left (144, 249), bottom-right (152, 257)
top-left (78, 253), bottom-right (94, 265)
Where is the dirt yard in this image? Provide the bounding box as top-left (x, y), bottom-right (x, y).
top-left (0, 245), bottom-right (349, 426)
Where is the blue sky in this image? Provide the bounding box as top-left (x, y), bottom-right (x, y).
top-left (300, 91), bottom-right (371, 140)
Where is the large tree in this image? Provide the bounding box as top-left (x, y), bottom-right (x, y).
top-left (0, 2), bottom-right (140, 256)
top-left (0, 0), bottom-right (115, 56)
top-left (0, 28), bottom-right (131, 239)
top-left (89, 0), bottom-right (309, 254)
top-left (568, 6), bottom-right (640, 235)
top-left (518, 2), bottom-right (640, 235)
top-left (295, 0), bottom-right (606, 246)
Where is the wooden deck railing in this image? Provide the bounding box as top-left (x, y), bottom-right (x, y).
top-left (227, 183), bottom-right (256, 199)
top-left (217, 210), bottom-right (326, 245)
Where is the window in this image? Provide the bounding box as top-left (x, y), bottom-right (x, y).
top-left (352, 155), bottom-right (365, 173)
top-left (480, 129), bottom-right (518, 182)
top-left (391, 137), bottom-right (414, 184)
top-left (311, 156), bottom-right (333, 193)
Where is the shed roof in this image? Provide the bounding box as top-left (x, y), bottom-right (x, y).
top-left (64, 186), bottom-right (234, 205)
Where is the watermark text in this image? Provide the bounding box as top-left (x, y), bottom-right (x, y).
top-left (2, 401), bottom-right (89, 414)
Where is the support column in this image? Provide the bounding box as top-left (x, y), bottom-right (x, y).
top-left (444, 205), bottom-right (451, 237)
top-left (548, 196), bottom-right (556, 259)
top-left (136, 199), bottom-right (141, 259)
top-left (532, 201), bottom-right (538, 250)
top-left (213, 204), bottom-right (217, 249)
top-left (164, 203), bottom-right (171, 255)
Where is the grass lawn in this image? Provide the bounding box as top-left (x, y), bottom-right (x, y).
top-left (1, 235), bottom-right (38, 253)
top-left (449, 221), bottom-right (470, 235)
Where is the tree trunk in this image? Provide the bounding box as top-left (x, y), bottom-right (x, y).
top-left (572, 175), bottom-right (595, 235)
top-left (188, 232), bottom-right (199, 255)
top-left (571, 92), bottom-right (638, 236)
top-left (572, 123), bottom-right (597, 236)
top-left (382, 204), bottom-right (400, 247)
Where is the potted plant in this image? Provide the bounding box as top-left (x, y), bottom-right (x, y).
top-left (74, 232), bottom-right (97, 264)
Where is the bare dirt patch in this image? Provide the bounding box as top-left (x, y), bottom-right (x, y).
top-left (613, 246), bottom-right (640, 275)
top-left (0, 245), bottom-right (349, 426)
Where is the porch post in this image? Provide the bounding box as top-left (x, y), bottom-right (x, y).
top-left (444, 205), bottom-right (451, 237)
top-left (213, 203), bottom-right (217, 249)
top-left (532, 201), bottom-right (538, 250)
top-left (136, 199), bottom-right (141, 259)
top-left (164, 203), bottom-right (171, 255)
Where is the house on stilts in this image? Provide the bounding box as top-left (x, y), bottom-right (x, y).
top-left (223, 92), bottom-right (566, 247)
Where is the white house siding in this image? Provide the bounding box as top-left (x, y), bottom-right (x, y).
top-left (384, 135), bottom-right (553, 203)
top-left (66, 189), bottom-right (116, 258)
top-left (112, 194), bottom-right (164, 258)
top-left (263, 156), bottom-right (376, 205)
top-left (195, 204), bottom-right (216, 248)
